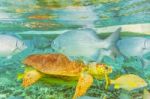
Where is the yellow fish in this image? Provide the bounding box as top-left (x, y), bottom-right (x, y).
top-left (110, 74), bottom-right (147, 91)
top-left (143, 89), bottom-right (150, 99)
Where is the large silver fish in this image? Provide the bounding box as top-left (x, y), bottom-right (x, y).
top-left (0, 34), bottom-right (27, 58)
top-left (117, 37), bottom-right (150, 67)
top-left (51, 28), bottom-right (121, 63)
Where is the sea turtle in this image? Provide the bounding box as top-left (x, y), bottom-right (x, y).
top-left (20, 53), bottom-right (112, 99)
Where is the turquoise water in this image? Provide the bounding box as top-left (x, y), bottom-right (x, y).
top-left (0, 0), bottom-right (150, 99)
top-left (0, 0), bottom-right (149, 31)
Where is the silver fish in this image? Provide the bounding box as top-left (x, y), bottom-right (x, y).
top-left (0, 34), bottom-right (27, 58)
top-left (51, 28), bottom-right (121, 63)
top-left (117, 37), bottom-right (150, 67)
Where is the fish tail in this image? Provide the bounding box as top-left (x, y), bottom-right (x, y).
top-left (109, 79), bottom-right (121, 89)
top-left (105, 27), bottom-right (122, 48)
top-left (110, 79), bottom-right (116, 85)
top-left (143, 59), bottom-right (150, 67)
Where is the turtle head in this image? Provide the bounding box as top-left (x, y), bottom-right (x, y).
top-left (87, 63), bottom-right (112, 79)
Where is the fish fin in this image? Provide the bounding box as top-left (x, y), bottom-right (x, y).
top-left (144, 89), bottom-right (149, 94)
top-left (73, 72), bottom-right (93, 99)
top-left (92, 49), bottom-right (100, 62)
top-left (109, 78), bottom-right (118, 89)
top-left (110, 79), bottom-right (116, 84)
top-left (143, 59), bottom-right (150, 68)
top-left (104, 27), bottom-right (122, 48)
top-left (16, 40), bottom-right (20, 50)
top-left (10, 40), bottom-right (20, 54)
top-left (106, 27), bottom-right (121, 43)
top-left (96, 49), bottom-right (113, 62)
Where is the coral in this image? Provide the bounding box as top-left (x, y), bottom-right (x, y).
top-left (0, 77), bottom-right (12, 86)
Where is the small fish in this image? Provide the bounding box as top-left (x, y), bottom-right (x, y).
top-left (117, 37), bottom-right (150, 67)
top-left (110, 74), bottom-right (147, 91)
top-left (0, 34), bottom-right (27, 58)
top-left (51, 28), bottom-right (121, 63)
top-left (143, 89), bottom-right (150, 99)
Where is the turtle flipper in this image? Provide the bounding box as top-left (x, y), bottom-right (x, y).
top-left (22, 70), bottom-right (42, 87)
top-left (73, 73), bottom-right (93, 99)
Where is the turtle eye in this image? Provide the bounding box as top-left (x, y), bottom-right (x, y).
top-left (105, 67), bottom-right (108, 69)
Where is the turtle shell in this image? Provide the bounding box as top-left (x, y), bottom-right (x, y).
top-left (23, 54), bottom-right (84, 76)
